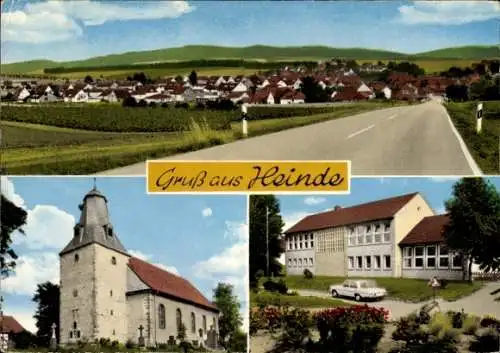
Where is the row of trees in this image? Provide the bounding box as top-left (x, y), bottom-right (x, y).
top-left (446, 76), bottom-right (500, 102)
top-left (249, 178), bottom-right (500, 287)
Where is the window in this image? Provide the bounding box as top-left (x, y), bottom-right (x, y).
top-left (199, 329), bottom-right (203, 338)
top-left (426, 246), bottom-right (436, 268)
top-left (111, 256), bottom-right (117, 265)
top-left (365, 256), bottom-right (372, 269)
top-left (365, 232), bottom-right (373, 244)
top-left (310, 240), bottom-right (314, 248)
top-left (304, 258), bottom-right (308, 266)
top-left (110, 290), bottom-right (113, 297)
top-left (414, 246), bottom-right (424, 268)
top-left (212, 317), bottom-right (216, 331)
top-left (309, 258), bottom-right (313, 265)
top-left (384, 255), bottom-right (391, 269)
top-left (298, 258), bottom-right (302, 267)
top-left (294, 242), bottom-right (297, 249)
top-left (374, 255), bottom-right (381, 269)
top-left (403, 247), bottom-right (412, 268)
top-left (73, 322), bottom-right (77, 330)
top-left (112, 329), bottom-right (115, 335)
top-left (383, 222), bottom-right (391, 242)
top-left (293, 259), bottom-right (297, 266)
top-left (357, 231), bottom-right (364, 245)
top-left (439, 246), bottom-right (449, 268)
top-left (452, 253), bottom-right (463, 269)
top-left (299, 242), bottom-right (303, 249)
top-left (288, 259), bottom-right (292, 266)
top-left (176, 309), bottom-right (182, 333)
top-left (74, 254), bottom-right (79, 263)
top-left (356, 256), bottom-right (363, 269)
top-left (158, 304), bottom-right (166, 329)
top-left (73, 289), bottom-right (78, 297)
top-left (348, 256), bottom-right (354, 269)
top-left (304, 241), bottom-right (308, 249)
top-left (203, 315), bottom-right (207, 332)
top-left (74, 226), bottom-right (80, 237)
top-left (191, 312), bottom-right (196, 333)
top-left (348, 227), bottom-right (356, 246)
top-left (110, 310), bottom-right (114, 316)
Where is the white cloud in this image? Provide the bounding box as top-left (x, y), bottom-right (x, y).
top-left (202, 207), bottom-right (213, 218)
top-left (397, 1), bottom-right (500, 25)
top-left (194, 242), bottom-right (247, 277)
top-left (303, 196), bottom-right (326, 206)
top-left (128, 249), bottom-right (179, 275)
top-left (224, 221), bottom-right (248, 242)
top-left (3, 252), bottom-right (59, 296)
top-left (282, 211), bottom-right (311, 233)
top-left (435, 207), bottom-right (446, 215)
top-left (13, 205), bottom-right (75, 250)
top-left (1, 0), bottom-right (194, 43)
top-left (0, 176), bottom-right (26, 208)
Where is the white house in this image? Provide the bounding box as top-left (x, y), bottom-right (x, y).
top-left (15, 87), bottom-right (30, 101)
top-left (64, 89), bottom-right (89, 103)
top-left (382, 86), bottom-right (392, 99)
top-left (231, 82), bottom-right (248, 93)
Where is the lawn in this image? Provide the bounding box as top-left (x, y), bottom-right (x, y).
top-left (445, 100), bottom-right (500, 174)
top-left (279, 275), bottom-right (484, 302)
top-left (1, 102), bottom-right (399, 174)
top-left (250, 291), bottom-right (347, 309)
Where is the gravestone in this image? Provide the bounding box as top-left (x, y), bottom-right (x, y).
top-left (138, 324), bottom-right (145, 347)
top-left (50, 323), bottom-right (57, 350)
top-left (206, 326), bottom-right (217, 349)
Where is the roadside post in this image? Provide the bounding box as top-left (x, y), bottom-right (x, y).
top-left (242, 103), bottom-right (248, 137)
top-left (476, 102), bottom-right (483, 134)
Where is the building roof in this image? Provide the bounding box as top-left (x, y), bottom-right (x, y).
top-left (399, 214), bottom-right (450, 246)
top-left (0, 316), bottom-right (25, 334)
top-left (60, 187), bottom-right (129, 256)
top-left (285, 192), bottom-right (419, 234)
top-left (128, 257), bottom-right (219, 313)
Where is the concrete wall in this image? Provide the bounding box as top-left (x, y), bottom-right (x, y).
top-left (315, 227), bottom-right (347, 276)
top-left (393, 194), bottom-right (434, 277)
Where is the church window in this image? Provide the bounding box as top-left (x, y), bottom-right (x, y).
top-left (110, 290), bottom-right (113, 297)
top-left (107, 227), bottom-right (113, 237)
top-left (212, 317), bottom-right (216, 331)
top-left (158, 304), bottom-right (166, 329)
top-left (199, 329), bottom-right (203, 338)
top-left (73, 322), bottom-right (77, 330)
top-left (203, 315), bottom-right (207, 332)
top-left (111, 257), bottom-right (117, 265)
top-left (69, 332), bottom-right (73, 339)
top-left (73, 289), bottom-right (78, 297)
top-left (191, 312), bottom-right (196, 333)
top-left (74, 254), bottom-right (79, 262)
top-left (176, 308), bottom-right (182, 332)
top-left (110, 310), bottom-right (114, 316)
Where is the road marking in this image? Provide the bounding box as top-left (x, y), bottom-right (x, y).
top-left (444, 110), bottom-right (482, 176)
top-left (387, 114), bottom-right (398, 120)
top-left (346, 124), bottom-right (375, 139)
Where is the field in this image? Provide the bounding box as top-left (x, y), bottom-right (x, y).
top-left (445, 100), bottom-right (500, 174)
top-left (1, 102), bottom-right (402, 174)
top-left (278, 275), bottom-right (484, 302)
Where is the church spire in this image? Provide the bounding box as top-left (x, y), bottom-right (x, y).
top-left (60, 185), bottom-right (128, 256)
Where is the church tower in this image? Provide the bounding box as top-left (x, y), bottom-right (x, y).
top-left (59, 186), bottom-right (130, 344)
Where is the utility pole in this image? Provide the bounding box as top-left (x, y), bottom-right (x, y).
top-left (266, 207), bottom-right (270, 278)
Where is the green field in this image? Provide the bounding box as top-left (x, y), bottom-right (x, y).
top-left (279, 275), bottom-right (483, 303)
top-left (250, 291), bottom-right (347, 309)
top-left (2, 44), bottom-right (498, 77)
top-left (445, 100), bottom-right (500, 174)
top-left (1, 102), bottom-right (402, 174)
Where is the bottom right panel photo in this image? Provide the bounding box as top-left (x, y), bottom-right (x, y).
top-left (249, 177), bottom-right (500, 353)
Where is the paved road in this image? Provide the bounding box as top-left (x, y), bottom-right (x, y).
top-left (296, 282), bottom-right (500, 321)
top-left (100, 101), bottom-right (481, 176)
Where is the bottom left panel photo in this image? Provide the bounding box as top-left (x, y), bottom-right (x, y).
top-left (0, 176), bottom-right (249, 353)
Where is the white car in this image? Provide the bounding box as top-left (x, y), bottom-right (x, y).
top-left (329, 279), bottom-right (387, 302)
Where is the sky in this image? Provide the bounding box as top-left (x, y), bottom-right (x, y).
top-left (1, 0), bottom-right (499, 63)
top-left (278, 176), bottom-right (500, 242)
top-left (0, 176), bottom-right (249, 334)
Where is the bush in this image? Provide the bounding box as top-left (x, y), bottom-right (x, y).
top-left (262, 306), bottom-right (282, 332)
top-left (278, 307), bottom-right (313, 349)
top-left (263, 279), bottom-right (288, 294)
top-left (469, 328), bottom-right (500, 353)
top-left (463, 315), bottom-right (480, 335)
top-left (125, 339), bottom-right (136, 349)
top-left (480, 316), bottom-right (500, 328)
top-left (450, 311), bottom-right (466, 329)
top-left (303, 269), bottom-right (313, 279)
top-left (421, 326), bottom-right (460, 353)
top-left (315, 305), bottom-right (388, 353)
top-left (249, 307), bottom-right (265, 335)
top-left (392, 313), bottom-right (428, 346)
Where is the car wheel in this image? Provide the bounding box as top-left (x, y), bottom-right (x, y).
top-left (331, 290), bottom-right (338, 297)
top-left (354, 294), bottom-right (361, 302)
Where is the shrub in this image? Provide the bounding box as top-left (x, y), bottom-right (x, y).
top-left (111, 340), bottom-right (119, 348)
top-left (278, 307), bottom-right (313, 349)
top-left (303, 269), bottom-right (313, 279)
top-left (463, 315), bottom-right (480, 335)
top-left (263, 278), bottom-right (288, 294)
top-left (249, 307), bottom-right (265, 335)
top-left (480, 316), bottom-right (500, 328)
top-left (421, 326), bottom-right (460, 353)
top-left (429, 312), bottom-right (453, 332)
top-left (469, 328), bottom-right (500, 353)
top-left (392, 313), bottom-right (428, 346)
top-left (125, 339), bottom-right (136, 349)
top-left (276, 279), bottom-right (288, 294)
top-left (262, 306), bottom-right (282, 332)
top-left (450, 311), bottom-right (466, 329)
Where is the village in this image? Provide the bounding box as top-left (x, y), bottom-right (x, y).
top-left (0, 59), bottom-right (491, 107)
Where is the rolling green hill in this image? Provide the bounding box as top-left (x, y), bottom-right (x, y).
top-left (1, 44), bottom-right (498, 75)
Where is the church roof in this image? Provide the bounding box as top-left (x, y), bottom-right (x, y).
top-left (0, 316), bottom-right (25, 333)
top-left (60, 187), bottom-right (129, 256)
top-left (128, 257), bottom-right (219, 313)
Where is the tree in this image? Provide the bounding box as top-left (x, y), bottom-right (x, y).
top-left (299, 76), bottom-right (329, 103)
top-left (84, 75), bottom-right (93, 84)
top-left (11, 331), bottom-right (37, 349)
top-left (0, 195), bottom-right (27, 277)
top-left (189, 70), bottom-right (198, 86)
top-left (175, 75), bottom-right (184, 84)
top-left (33, 282), bottom-right (60, 346)
top-left (213, 283), bottom-right (244, 351)
top-left (443, 178), bottom-right (500, 281)
top-left (226, 330), bottom-right (247, 353)
top-left (122, 96), bottom-right (137, 107)
top-left (445, 84), bottom-right (468, 102)
top-left (249, 195), bottom-right (285, 288)
top-left (132, 72), bottom-right (148, 84)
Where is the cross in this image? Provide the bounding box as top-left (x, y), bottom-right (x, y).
top-left (51, 323), bottom-right (56, 338)
top-left (138, 325), bottom-right (144, 337)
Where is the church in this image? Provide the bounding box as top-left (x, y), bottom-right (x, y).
top-left (59, 186), bottom-right (220, 348)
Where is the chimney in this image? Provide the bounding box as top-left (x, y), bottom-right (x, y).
top-left (334, 205), bottom-right (342, 211)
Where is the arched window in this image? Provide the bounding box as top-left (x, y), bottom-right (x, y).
top-left (191, 312), bottom-right (196, 333)
top-left (73, 322), bottom-right (77, 330)
top-left (203, 315), bottom-right (207, 332)
top-left (198, 329), bottom-right (203, 338)
top-left (73, 289), bottom-right (78, 297)
top-left (212, 317), bottom-right (216, 331)
top-left (176, 308), bottom-right (182, 332)
top-left (111, 256), bottom-right (117, 265)
top-left (74, 254), bottom-right (79, 262)
top-left (158, 304), bottom-right (166, 329)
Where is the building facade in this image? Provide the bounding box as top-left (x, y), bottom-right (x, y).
top-left (59, 187), bottom-right (219, 347)
top-left (284, 192), bottom-right (467, 280)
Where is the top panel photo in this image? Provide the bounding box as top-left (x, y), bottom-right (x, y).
top-left (1, 0), bottom-right (499, 176)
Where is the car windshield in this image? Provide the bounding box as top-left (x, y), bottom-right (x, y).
top-left (359, 280), bottom-right (377, 288)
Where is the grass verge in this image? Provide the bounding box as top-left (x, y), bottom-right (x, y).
top-left (3, 102), bottom-right (402, 174)
top-left (278, 276), bottom-right (484, 303)
top-left (250, 291), bottom-right (348, 309)
top-left (445, 100), bottom-right (500, 174)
